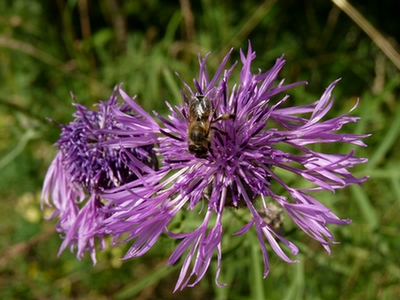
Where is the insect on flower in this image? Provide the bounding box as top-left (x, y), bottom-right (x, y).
top-left (187, 90), bottom-right (235, 157)
top-left (81, 42), bottom-right (370, 291)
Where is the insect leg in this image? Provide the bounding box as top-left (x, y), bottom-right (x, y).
top-left (211, 113), bottom-right (235, 124)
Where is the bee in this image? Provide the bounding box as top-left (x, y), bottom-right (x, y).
top-left (187, 93), bottom-right (233, 156)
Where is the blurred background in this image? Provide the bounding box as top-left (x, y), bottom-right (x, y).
top-left (1, 0), bottom-right (399, 299)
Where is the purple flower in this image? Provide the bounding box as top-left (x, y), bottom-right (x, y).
top-left (102, 43), bottom-right (370, 290)
top-left (105, 43), bottom-right (368, 290)
top-left (41, 87), bottom-right (158, 263)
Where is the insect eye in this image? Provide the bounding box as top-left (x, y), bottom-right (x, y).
top-left (189, 145), bottom-right (208, 156)
top-left (197, 147), bottom-right (208, 155)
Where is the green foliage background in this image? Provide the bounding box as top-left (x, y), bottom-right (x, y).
top-left (0, 0), bottom-right (399, 299)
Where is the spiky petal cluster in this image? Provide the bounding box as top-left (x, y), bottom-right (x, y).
top-left (41, 88), bottom-right (158, 263)
top-left (102, 42), bottom-right (369, 291)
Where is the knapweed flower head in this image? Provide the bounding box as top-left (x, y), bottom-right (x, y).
top-left (102, 41), bottom-right (369, 291)
top-left (41, 87), bottom-right (158, 263)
